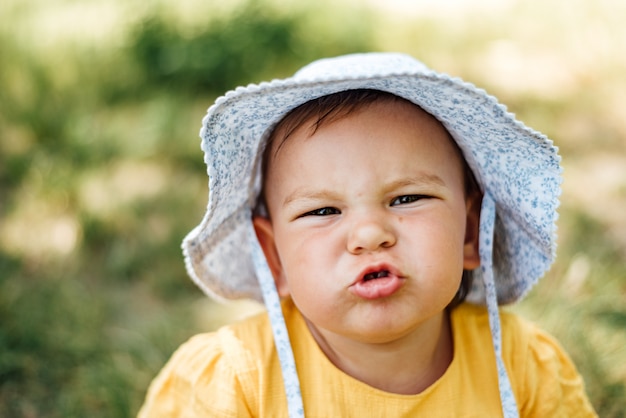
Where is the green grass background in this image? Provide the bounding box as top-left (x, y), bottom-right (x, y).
top-left (1, 0), bottom-right (625, 416)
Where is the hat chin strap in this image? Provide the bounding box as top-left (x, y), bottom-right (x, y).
top-left (479, 193), bottom-right (519, 418)
top-left (247, 197), bottom-right (518, 418)
top-left (247, 219), bottom-right (305, 418)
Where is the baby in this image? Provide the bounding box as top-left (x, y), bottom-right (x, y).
top-left (139, 53), bottom-right (597, 417)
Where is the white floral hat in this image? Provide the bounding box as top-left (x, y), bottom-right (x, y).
top-left (182, 52), bottom-right (561, 418)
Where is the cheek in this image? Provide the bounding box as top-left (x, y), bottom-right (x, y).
top-left (407, 213), bottom-right (467, 268)
top-left (273, 227), bottom-right (315, 273)
top-left (275, 228), bottom-right (343, 288)
top-left (277, 224), bottom-right (339, 257)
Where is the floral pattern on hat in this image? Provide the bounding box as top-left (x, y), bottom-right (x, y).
top-left (183, 52), bottom-right (561, 307)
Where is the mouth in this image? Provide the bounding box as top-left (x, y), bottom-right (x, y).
top-left (350, 264), bottom-right (405, 300)
top-left (362, 270), bottom-right (391, 281)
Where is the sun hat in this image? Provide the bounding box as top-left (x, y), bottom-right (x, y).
top-left (182, 52), bottom-right (561, 418)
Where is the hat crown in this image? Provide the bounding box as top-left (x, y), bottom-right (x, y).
top-left (294, 53), bottom-right (432, 81)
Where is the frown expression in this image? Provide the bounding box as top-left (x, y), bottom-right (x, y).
top-left (254, 98), bottom-right (480, 344)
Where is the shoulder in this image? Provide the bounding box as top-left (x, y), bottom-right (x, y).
top-left (450, 303), bottom-right (533, 355)
top-left (509, 317), bottom-right (598, 417)
top-left (138, 309), bottom-right (274, 417)
top-left (451, 303), bottom-right (573, 362)
top-left (451, 302), bottom-right (533, 340)
top-left (173, 309), bottom-right (275, 383)
top-left (451, 304), bottom-right (597, 417)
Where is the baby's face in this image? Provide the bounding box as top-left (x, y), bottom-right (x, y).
top-left (254, 99), bottom-right (480, 344)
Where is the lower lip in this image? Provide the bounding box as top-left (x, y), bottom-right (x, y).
top-left (350, 276), bottom-right (405, 300)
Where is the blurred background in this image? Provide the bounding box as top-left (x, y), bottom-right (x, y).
top-left (1, 0), bottom-right (624, 416)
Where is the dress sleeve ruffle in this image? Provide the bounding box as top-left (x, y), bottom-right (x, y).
top-left (137, 332), bottom-right (252, 417)
top-left (519, 322), bottom-right (598, 418)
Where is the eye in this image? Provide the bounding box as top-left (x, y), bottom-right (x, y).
top-left (300, 207), bottom-right (341, 217)
top-left (390, 195), bottom-right (428, 206)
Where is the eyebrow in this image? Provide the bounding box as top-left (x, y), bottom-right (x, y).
top-left (282, 189), bottom-right (343, 208)
top-left (385, 174), bottom-right (446, 190)
top-left (282, 173), bottom-right (446, 207)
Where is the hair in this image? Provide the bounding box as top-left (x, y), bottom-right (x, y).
top-left (259, 89), bottom-right (481, 308)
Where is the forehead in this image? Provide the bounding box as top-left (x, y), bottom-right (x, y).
top-left (268, 90), bottom-right (407, 157)
top-left (257, 96), bottom-right (475, 216)
top-left (266, 92), bottom-right (464, 166)
top-left (266, 98), bottom-right (468, 186)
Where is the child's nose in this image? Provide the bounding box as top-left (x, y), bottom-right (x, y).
top-left (347, 215), bottom-right (397, 254)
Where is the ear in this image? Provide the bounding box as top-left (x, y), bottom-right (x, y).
top-left (463, 193), bottom-right (481, 270)
top-left (252, 216), bottom-right (290, 297)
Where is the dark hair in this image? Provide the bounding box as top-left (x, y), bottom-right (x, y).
top-left (260, 89), bottom-right (481, 308)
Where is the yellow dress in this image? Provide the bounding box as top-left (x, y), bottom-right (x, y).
top-left (138, 299), bottom-right (597, 417)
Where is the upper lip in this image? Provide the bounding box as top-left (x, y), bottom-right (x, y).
top-left (351, 263), bottom-right (403, 286)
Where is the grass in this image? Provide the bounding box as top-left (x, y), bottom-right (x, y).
top-left (513, 207), bottom-right (626, 417)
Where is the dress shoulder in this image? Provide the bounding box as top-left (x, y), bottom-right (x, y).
top-left (515, 318), bottom-right (598, 417)
top-left (451, 304), bottom-right (597, 417)
top-left (138, 311), bottom-right (273, 418)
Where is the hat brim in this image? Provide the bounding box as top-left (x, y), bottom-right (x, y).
top-left (183, 53), bottom-right (561, 305)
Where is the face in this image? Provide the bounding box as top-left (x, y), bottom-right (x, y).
top-left (254, 99), bottom-right (480, 345)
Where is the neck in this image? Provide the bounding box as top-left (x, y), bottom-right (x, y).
top-left (305, 311), bottom-right (453, 395)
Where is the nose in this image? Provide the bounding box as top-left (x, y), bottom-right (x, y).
top-left (347, 214), bottom-right (397, 254)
